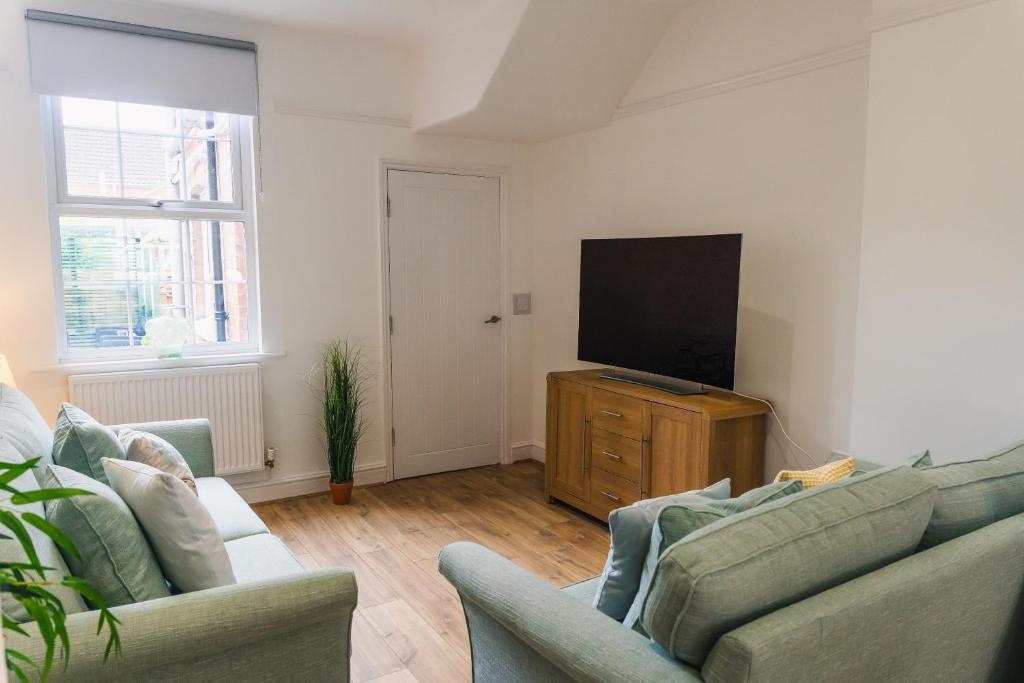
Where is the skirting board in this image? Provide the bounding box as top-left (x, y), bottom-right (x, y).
top-left (233, 462), bottom-right (387, 504)
top-left (511, 441), bottom-right (546, 463)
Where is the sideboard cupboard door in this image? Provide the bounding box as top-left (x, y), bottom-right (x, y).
top-left (649, 404), bottom-right (705, 498)
top-left (547, 380), bottom-right (590, 502)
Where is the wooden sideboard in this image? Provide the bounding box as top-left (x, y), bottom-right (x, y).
top-left (544, 369), bottom-right (769, 522)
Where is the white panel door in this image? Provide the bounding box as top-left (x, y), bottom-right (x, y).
top-left (387, 170), bottom-right (502, 479)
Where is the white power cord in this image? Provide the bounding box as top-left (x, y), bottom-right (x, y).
top-left (727, 389), bottom-right (820, 469)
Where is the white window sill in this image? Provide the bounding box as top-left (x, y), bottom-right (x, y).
top-left (34, 351), bottom-right (286, 374)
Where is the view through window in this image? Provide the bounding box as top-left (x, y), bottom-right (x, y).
top-left (50, 97), bottom-right (258, 356)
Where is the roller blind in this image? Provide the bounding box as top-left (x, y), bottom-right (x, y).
top-left (26, 10), bottom-right (258, 116)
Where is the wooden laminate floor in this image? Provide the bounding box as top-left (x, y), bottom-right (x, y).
top-left (252, 460), bottom-right (610, 683)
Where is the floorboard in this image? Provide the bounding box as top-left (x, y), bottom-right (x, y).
top-left (253, 461), bottom-right (609, 683)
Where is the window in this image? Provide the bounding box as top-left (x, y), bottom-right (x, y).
top-left (46, 96), bottom-right (260, 360)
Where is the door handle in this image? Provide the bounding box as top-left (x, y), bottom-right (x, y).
top-left (484, 315), bottom-right (502, 324)
top-left (601, 490), bottom-right (622, 502)
top-left (602, 451), bottom-right (622, 461)
top-left (601, 409), bottom-right (623, 418)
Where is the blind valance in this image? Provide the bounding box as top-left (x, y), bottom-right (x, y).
top-left (26, 10), bottom-right (258, 115)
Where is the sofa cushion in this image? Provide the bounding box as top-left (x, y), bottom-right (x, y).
top-left (640, 466), bottom-right (937, 666)
top-left (623, 480), bottom-right (803, 629)
top-left (0, 384), bottom-right (54, 484)
top-left (592, 479), bottom-right (731, 621)
top-left (44, 464), bottom-right (170, 607)
top-left (103, 458), bottom-right (236, 593)
top-left (832, 450), bottom-right (932, 476)
top-left (774, 457), bottom-right (854, 487)
top-left (52, 403), bottom-right (124, 484)
top-left (562, 576), bottom-right (601, 605)
top-left (119, 429), bottom-right (197, 494)
top-left (0, 441), bottom-right (88, 622)
top-left (918, 440), bottom-right (1024, 548)
top-left (196, 477), bottom-right (270, 542)
top-left (224, 533), bottom-right (304, 583)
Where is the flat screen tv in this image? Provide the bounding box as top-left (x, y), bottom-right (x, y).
top-left (577, 234), bottom-right (742, 394)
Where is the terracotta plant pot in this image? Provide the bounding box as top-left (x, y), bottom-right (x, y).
top-left (330, 481), bottom-right (354, 505)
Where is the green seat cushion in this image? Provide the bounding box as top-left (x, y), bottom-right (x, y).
top-left (52, 403), bottom-right (124, 484)
top-left (562, 576), bottom-right (601, 605)
top-left (196, 477), bottom-right (270, 542)
top-left (623, 480), bottom-right (803, 629)
top-left (918, 440), bottom-right (1024, 548)
top-left (224, 534), bottom-right (303, 584)
top-left (592, 479), bottom-right (731, 621)
top-left (44, 465), bottom-right (170, 607)
top-left (640, 466), bottom-right (937, 666)
top-left (0, 442), bottom-right (88, 622)
top-left (0, 384), bottom-right (54, 484)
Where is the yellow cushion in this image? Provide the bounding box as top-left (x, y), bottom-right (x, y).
top-left (774, 457), bottom-right (854, 488)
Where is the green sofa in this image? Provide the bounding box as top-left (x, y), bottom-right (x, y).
top-left (440, 464), bottom-right (1024, 682)
top-left (0, 385), bottom-right (357, 681)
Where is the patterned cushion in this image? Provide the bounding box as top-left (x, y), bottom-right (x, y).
top-left (918, 440), bottom-right (1024, 548)
top-left (641, 466), bottom-right (937, 666)
top-left (52, 403), bottom-right (124, 484)
top-left (591, 479), bottom-right (731, 621)
top-left (774, 457), bottom-right (854, 487)
top-left (119, 429), bottom-right (197, 494)
top-left (44, 465), bottom-right (170, 606)
top-left (102, 457), bottom-right (236, 593)
top-left (622, 480), bottom-right (803, 629)
top-left (0, 441), bottom-right (87, 622)
top-left (0, 384), bottom-right (54, 484)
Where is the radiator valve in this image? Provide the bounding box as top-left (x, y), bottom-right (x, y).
top-left (265, 447), bottom-right (276, 468)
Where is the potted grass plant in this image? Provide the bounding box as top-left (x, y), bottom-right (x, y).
top-left (310, 340), bottom-right (367, 505)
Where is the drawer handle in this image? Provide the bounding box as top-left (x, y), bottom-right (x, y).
top-left (601, 490), bottom-right (622, 502)
top-left (602, 451), bottom-right (623, 461)
top-left (600, 410), bottom-right (623, 419)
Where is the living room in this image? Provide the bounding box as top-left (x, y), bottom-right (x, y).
top-left (1, 0), bottom-right (1022, 681)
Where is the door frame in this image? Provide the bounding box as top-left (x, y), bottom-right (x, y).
top-left (378, 159), bottom-right (512, 482)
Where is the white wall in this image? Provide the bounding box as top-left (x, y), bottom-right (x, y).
top-left (529, 0), bottom-right (872, 479)
top-left (849, 0), bottom-right (1024, 463)
top-left (0, 0), bottom-right (534, 501)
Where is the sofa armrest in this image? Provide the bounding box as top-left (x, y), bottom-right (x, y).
top-left (7, 568), bottom-right (357, 681)
top-left (110, 418), bottom-right (215, 477)
top-left (439, 542), bottom-right (701, 683)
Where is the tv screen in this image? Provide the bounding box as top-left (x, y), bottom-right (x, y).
top-left (577, 234), bottom-right (742, 389)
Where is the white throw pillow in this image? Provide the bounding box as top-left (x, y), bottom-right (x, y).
top-left (118, 429), bottom-right (198, 495)
top-left (101, 457), bottom-right (235, 592)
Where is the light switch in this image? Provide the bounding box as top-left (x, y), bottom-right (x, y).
top-left (513, 293), bottom-right (532, 315)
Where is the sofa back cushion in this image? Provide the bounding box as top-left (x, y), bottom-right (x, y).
top-left (0, 440), bottom-right (88, 622)
top-left (918, 440), bottom-right (1024, 548)
top-left (52, 403), bottom-right (124, 485)
top-left (592, 479), bottom-right (731, 621)
top-left (0, 385), bottom-right (54, 484)
top-left (45, 464), bottom-right (171, 606)
top-left (640, 466), bottom-right (937, 666)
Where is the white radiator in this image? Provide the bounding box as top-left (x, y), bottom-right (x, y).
top-left (68, 364), bottom-right (265, 475)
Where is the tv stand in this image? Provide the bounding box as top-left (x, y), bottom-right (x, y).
top-left (545, 369), bottom-right (768, 522)
top-left (598, 370), bottom-right (707, 396)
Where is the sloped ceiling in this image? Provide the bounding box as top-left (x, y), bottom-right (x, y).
top-left (412, 0), bottom-right (682, 142)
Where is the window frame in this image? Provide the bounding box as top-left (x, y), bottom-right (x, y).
top-left (42, 95), bottom-right (262, 363)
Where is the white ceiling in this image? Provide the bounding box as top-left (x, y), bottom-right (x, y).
top-left (151, 0), bottom-right (483, 42)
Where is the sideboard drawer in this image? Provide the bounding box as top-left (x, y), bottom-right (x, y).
top-left (590, 428), bottom-right (642, 483)
top-left (591, 388), bottom-right (644, 439)
top-left (590, 467), bottom-right (641, 516)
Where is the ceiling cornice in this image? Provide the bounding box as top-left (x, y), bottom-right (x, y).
top-left (866, 0), bottom-right (995, 33)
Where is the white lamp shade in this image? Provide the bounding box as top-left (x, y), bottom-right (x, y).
top-left (0, 355), bottom-right (16, 389)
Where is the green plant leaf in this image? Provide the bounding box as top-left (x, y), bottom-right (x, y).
top-left (0, 511), bottom-right (39, 571)
top-left (0, 460), bottom-right (34, 486)
top-left (11, 487), bottom-right (94, 505)
top-left (23, 512), bottom-right (82, 562)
